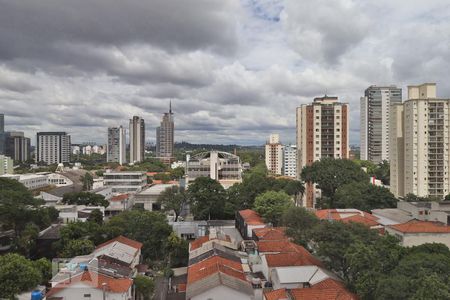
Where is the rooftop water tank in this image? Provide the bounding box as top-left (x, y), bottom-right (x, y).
top-left (31, 290), bottom-right (43, 300)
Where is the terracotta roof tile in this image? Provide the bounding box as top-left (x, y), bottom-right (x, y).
top-left (341, 215), bottom-right (380, 227)
top-left (187, 256), bottom-right (245, 284)
top-left (253, 227), bottom-right (287, 240)
top-left (316, 209), bottom-right (380, 227)
top-left (47, 271), bottom-right (132, 297)
top-left (388, 220), bottom-right (450, 233)
top-left (257, 240), bottom-right (296, 253)
top-left (265, 248), bottom-right (323, 268)
top-left (189, 236), bottom-right (210, 251)
top-left (239, 209), bottom-right (265, 225)
top-left (110, 194), bottom-right (129, 202)
top-left (264, 288), bottom-right (289, 300)
top-left (290, 279), bottom-right (358, 300)
top-left (95, 235), bottom-right (143, 250)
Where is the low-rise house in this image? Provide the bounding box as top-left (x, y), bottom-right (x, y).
top-left (236, 209), bottom-right (266, 239)
top-left (186, 256), bottom-right (254, 300)
top-left (134, 183), bottom-right (178, 211)
top-left (35, 224), bottom-right (63, 259)
top-left (270, 266), bottom-right (338, 290)
top-left (385, 220), bottom-right (450, 248)
top-left (189, 229), bottom-right (237, 259)
top-left (315, 209), bottom-right (382, 229)
top-left (56, 205), bottom-right (105, 223)
top-left (252, 227), bottom-right (287, 241)
top-left (105, 194), bottom-right (133, 216)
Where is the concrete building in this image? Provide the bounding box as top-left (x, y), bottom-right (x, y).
top-left (134, 183), bottom-right (177, 211)
top-left (360, 85), bottom-right (402, 163)
top-left (156, 103), bottom-right (174, 164)
top-left (296, 96), bottom-right (349, 207)
top-left (36, 132), bottom-right (71, 165)
top-left (386, 220), bottom-right (450, 248)
top-left (1, 173), bottom-right (49, 190)
top-left (186, 151), bottom-right (243, 185)
top-left (265, 134), bottom-right (283, 175)
top-left (107, 126), bottom-right (126, 165)
top-left (103, 171), bottom-right (147, 193)
top-left (0, 114), bottom-right (4, 155)
top-left (129, 116), bottom-right (145, 163)
top-left (5, 131), bottom-right (31, 162)
top-left (283, 144), bottom-right (297, 178)
top-left (0, 155), bottom-right (13, 175)
top-left (390, 83), bottom-right (450, 199)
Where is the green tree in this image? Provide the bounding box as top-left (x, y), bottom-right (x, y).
top-left (282, 206), bottom-right (319, 247)
top-left (33, 258), bottom-right (53, 285)
top-left (154, 173), bottom-right (171, 183)
top-left (253, 191), bottom-right (293, 226)
top-left (62, 192), bottom-right (109, 207)
top-left (87, 209), bottom-right (104, 225)
top-left (166, 232), bottom-right (189, 268)
top-left (157, 186), bottom-right (187, 221)
top-left (169, 167), bottom-right (185, 180)
top-left (374, 160), bottom-right (390, 185)
top-left (301, 158), bottom-right (368, 207)
top-left (134, 275), bottom-right (155, 300)
top-left (334, 182), bottom-right (397, 211)
top-left (188, 177), bottom-right (228, 220)
top-left (0, 253), bottom-right (42, 299)
top-left (15, 223), bottom-right (39, 258)
top-left (81, 172), bottom-right (94, 191)
top-left (60, 239), bottom-right (95, 257)
top-left (411, 273), bottom-right (450, 300)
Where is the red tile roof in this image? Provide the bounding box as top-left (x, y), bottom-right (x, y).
top-left (46, 271), bottom-right (132, 297)
top-left (257, 240), bottom-right (296, 253)
top-left (95, 235), bottom-right (143, 250)
top-left (187, 256), bottom-right (245, 284)
top-left (239, 209), bottom-right (265, 225)
top-left (265, 249), bottom-right (323, 268)
top-left (110, 194), bottom-right (129, 202)
top-left (388, 220), bottom-right (450, 233)
top-left (253, 227), bottom-right (287, 240)
top-left (189, 236), bottom-right (210, 251)
top-left (316, 209), bottom-right (380, 227)
top-left (264, 288), bottom-right (289, 300)
top-left (341, 214), bottom-right (380, 227)
top-left (290, 279), bottom-right (358, 300)
top-left (178, 283), bottom-right (187, 292)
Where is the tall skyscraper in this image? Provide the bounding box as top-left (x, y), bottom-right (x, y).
top-left (283, 144), bottom-right (297, 178)
top-left (5, 131), bottom-right (31, 162)
top-left (296, 96), bottom-right (349, 207)
top-left (36, 132), bottom-right (71, 165)
top-left (0, 114), bottom-right (5, 155)
top-left (265, 134), bottom-right (283, 175)
top-left (390, 83), bottom-right (450, 199)
top-left (360, 85), bottom-right (402, 163)
top-left (156, 103), bottom-right (174, 164)
top-left (129, 116), bottom-right (145, 163)
top-left (107, 126), bottom-right (126, 165)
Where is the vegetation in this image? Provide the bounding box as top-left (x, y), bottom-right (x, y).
top-left (334, 182), bottom-right (397, 211)
top-left (124, 158), bottom-right (168, 172)
top-left (81, 172), bottom-right (94, 191)
top-left (62, 192), bottom-right (109, 207)
top-left (253, 191), bottom-right (293, 226)
top-left (60, 239), bottom-right (95, 257)
top-left (188, 177), bottom-right (229, 220)
top-left (134, 275), bottom-right (155, 300)
top-left (157, 186), bottom-right (188, 221)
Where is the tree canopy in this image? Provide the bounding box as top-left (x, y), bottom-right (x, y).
top-left (253, 190), bottom-right (293, 226)
top-left (157, 185), bottom-right (187, 221)
top-left (62, 192), bottom-right (109, 207)
top-left (187, 177), bottom-right (229, 220)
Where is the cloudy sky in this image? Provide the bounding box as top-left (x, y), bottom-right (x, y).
top-left (1, 0), bottom-right (449, 146)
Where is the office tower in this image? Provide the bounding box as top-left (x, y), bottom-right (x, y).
top-left (296, 96), bottom-right (349, 207)
top-left (360, 86), bottom-right (402, 163)
top-left (0, 155), bottom-right (13, 175)
top-left (0, 114), bottom-right (4, 155)
top-left (283, 144), bottom-right (297, 178)
top-left (107, 126), bottom-right (127, 165)
top-left (156, 103), bottom-right (174, 164)
top-left (129, 116), bottom-right (145, 163)
top-left (5, 132), bottom-right (31, 162)
top-left (36, 132), bottom-right (71, 165)
top-left (390, 83), bottom-right (450, 199)
top-left (265, 134), bottom-right (283, 175)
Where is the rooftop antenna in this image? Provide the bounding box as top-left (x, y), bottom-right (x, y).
top-left (169, 100), bottom-right (172, 114)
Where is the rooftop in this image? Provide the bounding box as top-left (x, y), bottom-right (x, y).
top-left (253, 227), bottom-right (286, 241)
top-left (187, 256), bottom-right (245, 284)
top-left (238, 209), bottom-right (265, 225)
top-left (265, 246), bottom-right (323, 268)
top-left (138, 184), bottom-right (177, 195)
top-left (96, 235), bottom-right (143, 251)
top-left (388, 220), bottom-right (450, 234)
top-left (264, 288), bottom-right (288, 300)
top-left (290, 278), bottom-right (358, 300)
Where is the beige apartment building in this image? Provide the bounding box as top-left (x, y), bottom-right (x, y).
top-left (390, 83), bottom-right (450, 199)
top-left (265, 134), bottom-right (283, 175)
top-left (296, 96), bottom-right (349, 207)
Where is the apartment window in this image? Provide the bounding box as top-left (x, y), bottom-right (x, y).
top-left (316, 116), bottom-right (320, 119)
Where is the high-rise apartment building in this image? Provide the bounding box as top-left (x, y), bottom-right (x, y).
top-left (107, 126), bottom-right (126, 165)
top-left (36, 132), bottom-right (71, 165)
top-left (360, 86), bottom-right (402, 163)
top-left (296, 96), bottom-right (349, 207)
top-left (283, 144), bottom-right (297, 178)
top-left (0, 114), bottom-right (4, 155)
top-left (5, 132), bottom-right (31, 162)
top-left (0, 155), bottom-right (13, 175)
top-left (129, 116), bottom-right (145, 163)
top-left (390, 83), bottom-right (450, 199)
top-left (265, 134), bottom-right (283, 175)
top-left (156, 104), bottom-right (174, 164)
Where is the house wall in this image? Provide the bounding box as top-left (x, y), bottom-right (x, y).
top-left (386, 228), bottom-right (450, 248)
top-left (248, 224), bottom-right (265, 239)
top-left (191, 285), bottom-right (253, 300)
top-left (51, 283), bottom-right (132, 300)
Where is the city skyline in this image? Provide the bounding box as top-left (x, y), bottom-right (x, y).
top-left (0, 1), bottom-right (449, 145)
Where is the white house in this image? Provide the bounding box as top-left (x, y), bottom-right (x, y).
top-left (386, 220), bottom-right (450, 248)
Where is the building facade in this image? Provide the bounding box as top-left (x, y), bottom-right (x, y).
top-left (0, 114), bottom-right (4, 155)
top-left (360, 86), bottom-right (402, 163)
top-left (103, 171), bottom-right (147, 193)
top-left (390, 83), bottom-right (450, 199)
top-left (36, 132), bottom-right (71, 165)
top-left (283, 144), bottom-right (297, 178)
top-left (129, 116), bottom-right (145, 163)
top-left (5, 131), bottom-right (31, 162)
top-left (265, 134), bottom-right (283, 175)
top-left (296, 96), bottom-right (349, 207)
top-left (156, 104), bottom-right (174, 164)
top-left (0, 155), bottom-right (13, 175)
top-left (107, 126), bottom-right (126, 165)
